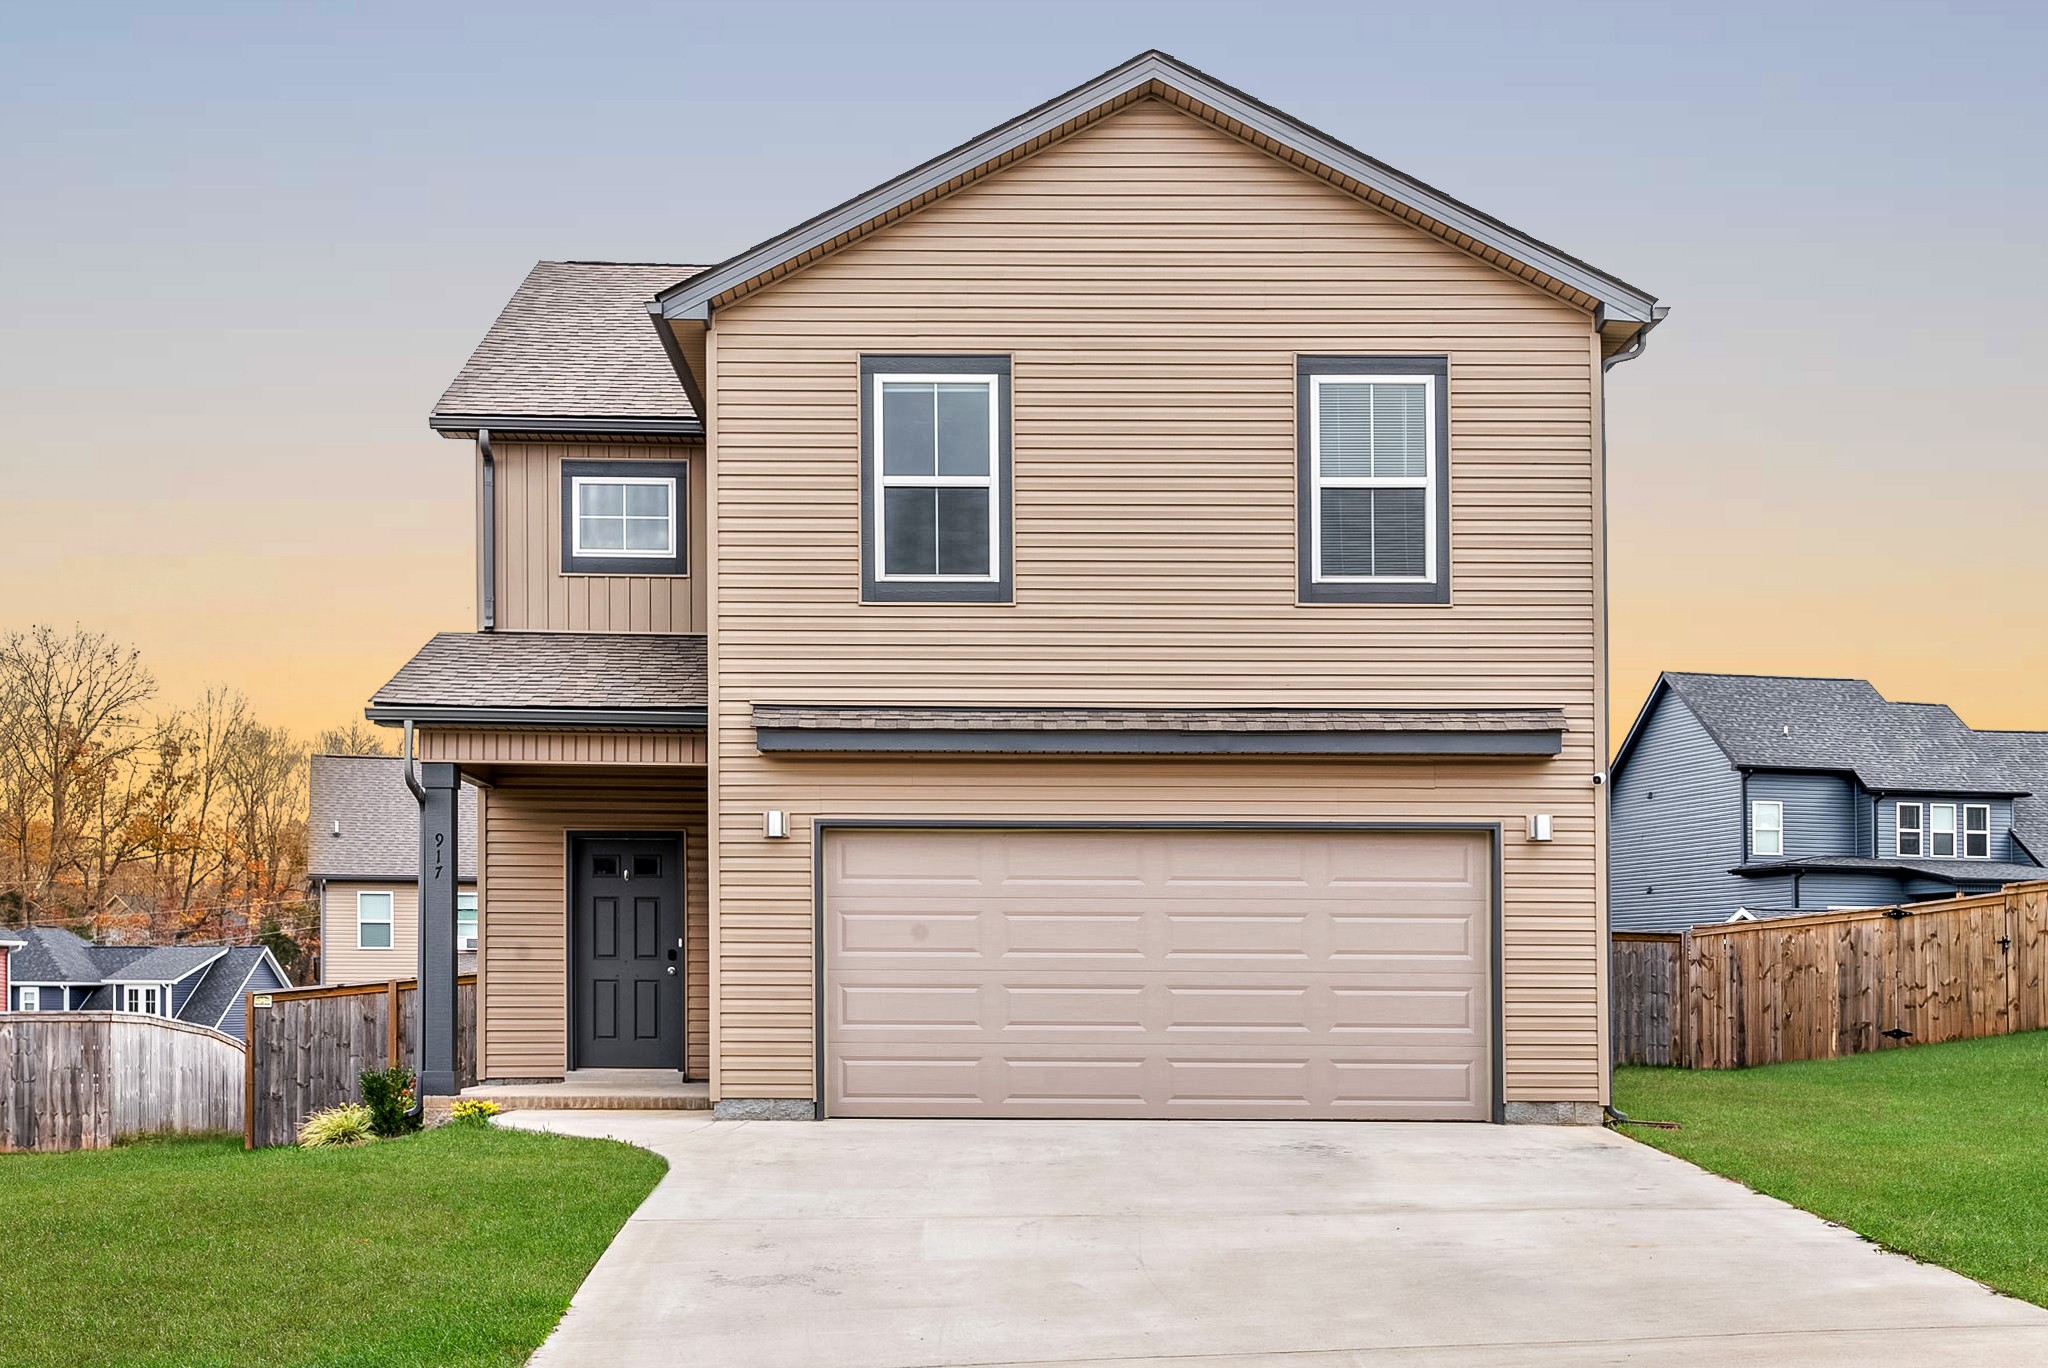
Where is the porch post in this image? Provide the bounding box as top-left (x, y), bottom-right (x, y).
top-left (417, 761), bottom-right (460, 1097)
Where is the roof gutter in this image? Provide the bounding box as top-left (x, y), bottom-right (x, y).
top-left (366, 704), bottom-right (708, 730)
top-left (479, 429), bottom-right (496, 632)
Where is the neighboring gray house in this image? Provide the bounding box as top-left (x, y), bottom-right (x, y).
top-left (3, 926), bottom-right (289, 1042)
top-left (309, 755), bottom-right (477, 985)
top-left (1610, 673), bottom-right (2045, 931)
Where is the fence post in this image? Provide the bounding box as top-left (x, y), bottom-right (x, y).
top-left (386, 980), bottom-right (401, 1070)
top-left (242, 991), bottom-right (257, 1150)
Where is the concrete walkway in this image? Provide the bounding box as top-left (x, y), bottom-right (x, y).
top-left (504, 1112), bottom-right (2048, 1367)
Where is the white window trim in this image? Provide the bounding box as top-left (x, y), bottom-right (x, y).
top-left (569, 475), bottom-right (677, 560)
top-left (871, 371), bottom-right (1001, 584)
top-left (357, 890), bottom-right (395, 951)
top-left (1750, 799), bottom-right (1785, 859)
top-left (121, 984), bottom-right (163, 1016)
top-left (1930, 802), bottom-right (1958, 859)
top-left (1307, 372), bottom-right (1439, 585)
top-left (1895, 801), bottom-right (1924, 857)
top-left (15, 984), bottom-right (36, 1012)
top-left (1963, 803), bottom-right (1991, 860)
top-left (457, 892), bottom-right (479, 953)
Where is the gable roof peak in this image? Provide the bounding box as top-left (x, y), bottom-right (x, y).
top-left (653, 49), bottom-right (1660, 330)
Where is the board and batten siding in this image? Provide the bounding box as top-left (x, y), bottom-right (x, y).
top-left (481, 439), bottom-right (706, 633)
top-left (706, 97), bottom-right (1609, 1105)
top-left (477, 771), bottom-right (708, 1080)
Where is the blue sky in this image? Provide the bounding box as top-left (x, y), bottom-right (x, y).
top-left (2, 1), bottom-right (2043, 733)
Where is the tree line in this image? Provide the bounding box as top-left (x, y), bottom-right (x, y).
top-left (0, 625), bottom-right (391, 982)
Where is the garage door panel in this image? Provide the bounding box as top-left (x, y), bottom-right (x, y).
top-left (826, 829), bottom-right (1492, 1120)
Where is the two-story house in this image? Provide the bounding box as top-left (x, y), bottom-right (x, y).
top-left (1610, 672), bottom-right (2046, 931)
top-left (308, 754), bottom-right (478, 985)
top-left (367, 52), bottom-right (1666, 1123)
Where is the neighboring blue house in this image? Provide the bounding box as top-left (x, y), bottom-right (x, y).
top-left (3, 927), bottom-right (290, 1041)
top-left (1610, 673), bottom-right (2045, 932)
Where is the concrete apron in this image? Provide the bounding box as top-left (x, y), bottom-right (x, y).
top-left (502, 1113), bottom-right (2048, 1368)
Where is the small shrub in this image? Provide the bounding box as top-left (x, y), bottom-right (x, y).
top-left (448, 1098), bottom-right (501, 1125)
top-left (298, 1104), bottom-right (374, 1148)
top-left (359, 1066), bottom-right (420, 1137)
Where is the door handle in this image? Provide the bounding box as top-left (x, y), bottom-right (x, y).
top-left (666, 966), bottom-right (677, 975)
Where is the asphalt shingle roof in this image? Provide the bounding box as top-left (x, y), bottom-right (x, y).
top-left (371, 632), bottom-right (707, 714)
top-left (1979, 731), bottom-right (2048, 862)
top-left (1661, 673), bottom-right (2022, 794)
top-left (178, 947), bottom-right (284, 1029)
top-left (432, 261), bottom-right (704, 428)
top-left (752, 704), bottom-right (1567, 733)
top-left (7, 927), bottom-right (235, 988)
top-left (308, 755), bottom-right (478, 881)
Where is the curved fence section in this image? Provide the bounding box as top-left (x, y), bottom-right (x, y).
top-left (0, 1013), bottom-right (246, 1151)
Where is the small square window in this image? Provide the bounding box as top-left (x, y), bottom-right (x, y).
top-left (561, 460), bottom-right (688, 575)
top-left (632, 854), bottom-right (662, 879)
top-left (592, 855), bottom-right (620, 878)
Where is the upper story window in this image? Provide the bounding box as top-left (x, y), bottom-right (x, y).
top-left (15, 985), bottom-right (37, 1012)
top-left (1964, 804), bottom-right (1990, 859)
top-left (121, 985), bottom-right (162, 1015)
top-left (861, 356), bottom-right (1012, 604)
top-left (1896, 803), bottom-right (1923, 856)
top-left (1297, 356), bottom-right (1450, 605)
top-left (1929, 802), bottom-right (1958, 858)
top-left (458, 892), bottom-right (479, 952)
top-left (1750, 799), bottom-right (1784, 858)
top-left (561, 459), bottom-right (688, 576)
top-left (358, 890), bottom-right (394, 950)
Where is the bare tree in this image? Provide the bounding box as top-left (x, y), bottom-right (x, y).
top-left (313, 719), bottom-right (394, 756)
top-left (0, 626), bottom-right (158, 925)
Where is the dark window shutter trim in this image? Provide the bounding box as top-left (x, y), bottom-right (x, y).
top-left (860, 355), bottom-right (1013, 604)
top-left (1296, 355), bottom-right (1451, 605)
top-left (559, 458), bottom-right (689, 576)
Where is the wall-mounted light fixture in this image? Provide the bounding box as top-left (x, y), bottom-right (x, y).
top-left (764, 810), bottom-right (789, 839)
top-left (1525, 814), bottom-right (1554, 842)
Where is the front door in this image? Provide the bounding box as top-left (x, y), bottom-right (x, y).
top-left (571, 834), bottom-right (684, 1070)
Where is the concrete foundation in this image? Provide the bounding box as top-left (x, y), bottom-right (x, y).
top-left (1504, 1100), bottom-right (1605, 1125)
top-left (711, 1097), bottom-right (817, 1120)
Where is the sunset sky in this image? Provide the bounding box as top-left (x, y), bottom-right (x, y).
top-left (5, 1), bottom-right (2043, 748)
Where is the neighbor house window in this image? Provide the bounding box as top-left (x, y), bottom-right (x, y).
top-left (457, 892), bottom-right (479, 952)
top-left (357, 891), bottom-right (394, 950)
top-left (1298, 356), bottom-right (1450, 604)
top-left (15, 985), bottom-right (37, 1012)
top-left (121, 985), bottom-right (162, 1015)
top-left (1750, 800), bottom-right (1784, 858)
top-left (1964, 804), bottom-right (1991, 859)
top-left (1896, 803), bottom-right (1923, 856)
top-left (1930, 803), bottom-right (1958, 859)
top-left (560, 460), bottom-right (688, 575)
top-left (861, 356), bottom-right (1011, 603)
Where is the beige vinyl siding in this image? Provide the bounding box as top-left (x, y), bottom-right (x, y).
top-left (708, 97), bottom-right (1605, 1104)
top-left (322, 880), bottom-right (420, 987)
top-left (418, 729), bottom-right (707, 767)
top-left (485, 439), bottom-right (707, 633)
top-left (477, 770), bottom-right (708, 1080)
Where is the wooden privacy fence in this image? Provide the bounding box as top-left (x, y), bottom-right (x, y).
top-left (244, 976), bottom-right (476, 1149)
top-left (1612, 881), bottom-right (2048, 1068)
top-left (1, 1013), bottom-right (245, 1151)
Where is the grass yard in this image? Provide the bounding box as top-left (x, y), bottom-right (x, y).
top-left (1616, 1030), bottom-right (2048, 1307)
top-left (0, 1123), bottom-right (665, 1368)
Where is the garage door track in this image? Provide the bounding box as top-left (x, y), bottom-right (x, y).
top-left (506, 1113), bottom-right (2048, 1366)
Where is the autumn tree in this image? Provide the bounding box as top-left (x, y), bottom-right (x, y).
top-left (313, 720), bottom-right (394, 756)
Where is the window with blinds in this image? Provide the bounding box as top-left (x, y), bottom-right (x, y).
top-left (1298, 358), bottom-right (1447, 604)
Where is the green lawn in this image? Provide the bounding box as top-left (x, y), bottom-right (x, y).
top-left (1616, 1030), bottom-right (2048, 1307)
top-left (0, 1124), bottom-right (666, 1368)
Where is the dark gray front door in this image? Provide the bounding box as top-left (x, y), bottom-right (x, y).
top-left (571, 834), bottom-right (684, 1070)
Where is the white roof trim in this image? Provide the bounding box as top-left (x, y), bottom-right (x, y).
top-left (656, 50), bottom-right (1658, 325)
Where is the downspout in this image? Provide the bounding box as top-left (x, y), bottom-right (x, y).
top-left (479, 429), bottom-right (496, 632)
top-left (401, 719), bottom-right (426, 1124)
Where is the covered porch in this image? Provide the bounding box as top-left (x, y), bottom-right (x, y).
top-left (369, 631), bottom-right (708, 1091)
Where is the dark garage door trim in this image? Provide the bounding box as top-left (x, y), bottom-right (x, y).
top-left (811, 819), bottom-right (1505, 1123)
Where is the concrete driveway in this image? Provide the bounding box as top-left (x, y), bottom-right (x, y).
top-left (505, 1112), bottom-right (2048, 1367)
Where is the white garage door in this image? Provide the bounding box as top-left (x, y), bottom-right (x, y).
top-left (823, 827), bottom-right (1494, 1120)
